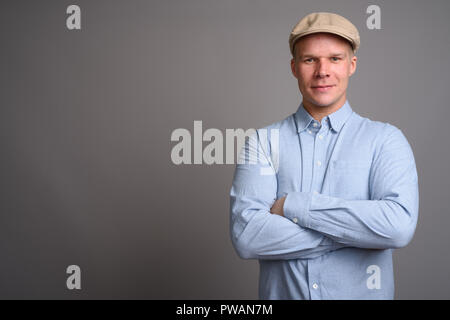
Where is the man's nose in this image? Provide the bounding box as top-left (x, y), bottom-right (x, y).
top-left (315, 59), bottom-right (330, 78)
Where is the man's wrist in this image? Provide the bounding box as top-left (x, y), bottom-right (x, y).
top-left (283, 191), bottom-right (313, 227)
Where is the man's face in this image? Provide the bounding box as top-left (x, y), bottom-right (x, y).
top-left (291, 33), bottom-right (357, 110)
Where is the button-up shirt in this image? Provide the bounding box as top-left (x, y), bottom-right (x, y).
top-left (229, 101), bottom-right (419, 299)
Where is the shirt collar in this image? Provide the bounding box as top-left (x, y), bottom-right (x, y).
top-left (294, 100), bottom-right (353, 133)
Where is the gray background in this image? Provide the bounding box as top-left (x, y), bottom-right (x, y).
top-left (1, 0), bottom-right (449, 299)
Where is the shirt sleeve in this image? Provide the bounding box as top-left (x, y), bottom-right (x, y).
top-left (283, 127), bottom-right (419, 249)
top-left (230, 130), bottom-right (346, 260)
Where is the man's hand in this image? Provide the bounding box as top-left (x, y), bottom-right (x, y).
top-left (270, 196), bottom-right (286, 216)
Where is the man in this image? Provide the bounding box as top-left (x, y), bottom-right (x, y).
top-left (229, 12), bottom-right (419, 299)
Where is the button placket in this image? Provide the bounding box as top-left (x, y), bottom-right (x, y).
top-left (307, 259), bottom-right (322, 299)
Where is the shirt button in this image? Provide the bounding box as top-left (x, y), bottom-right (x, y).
top-left (307, 129), bottom-right (312, 134)
top-left (312, 283), bottom-right (319, 290)
top-left (292, 217), bottom-right (298, 224)
top-left (313, 191), bottom-right (319, 195)
top-left (317, 161), bottom-right (322, 166)
top-left (313, 122), bottom-right (318, 127)
top-left (318, 135), bottom-right (323, 139)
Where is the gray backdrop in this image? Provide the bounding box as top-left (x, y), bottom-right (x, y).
top-left (1, 0), bottom-right (449, 299)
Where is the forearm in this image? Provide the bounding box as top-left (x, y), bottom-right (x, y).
top-left (283, 189), bottom-right (419, 249)
top-left (231, 194), bottom-right (346, 260)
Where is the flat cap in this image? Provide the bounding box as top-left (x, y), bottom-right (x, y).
top-left (289, 12), bottom-right (360, 56)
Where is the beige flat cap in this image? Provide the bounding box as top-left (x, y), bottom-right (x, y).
top-left (289, 12), bottom-right (360, 56)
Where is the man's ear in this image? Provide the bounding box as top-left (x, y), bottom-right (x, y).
top-left (349, 55), bottom-right (357, 77)
top-left (291, 58), bottom-right (298, 79)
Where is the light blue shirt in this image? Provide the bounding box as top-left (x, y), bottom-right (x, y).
top-left (229, 101), bottom-right (419, 299)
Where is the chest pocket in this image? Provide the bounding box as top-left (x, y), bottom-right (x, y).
top-left (328, 160), bottom-right (371, 200)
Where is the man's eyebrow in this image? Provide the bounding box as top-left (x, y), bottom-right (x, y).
top-left (298, 53), bottom-right (315, 58)
top-left (299, 52), bottom-right (347, 58)
top-left (330, 52), bottom-right (347, 57)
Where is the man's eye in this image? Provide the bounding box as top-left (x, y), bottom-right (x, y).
top-left (331, 57), bottom-right (341, 61)
top-left (304, 58), bottom-right (314, 63)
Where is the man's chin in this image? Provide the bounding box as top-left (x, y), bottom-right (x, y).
top-left (305, 97), bottom-right (337, 108)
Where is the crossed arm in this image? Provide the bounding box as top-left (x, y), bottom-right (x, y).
top-left (230, 128), bottom-right (419, 260)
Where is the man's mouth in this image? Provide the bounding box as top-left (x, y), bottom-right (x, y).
top-left (311, 85), bottom-right (335, 92)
